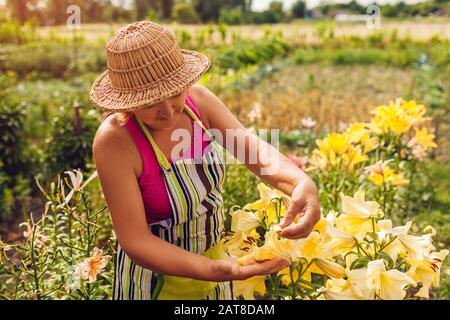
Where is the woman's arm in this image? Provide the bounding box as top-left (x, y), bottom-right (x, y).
top-left (192, 85), bottom-right (321, 240)
top-left (92, 125), bottom-right (290, 281)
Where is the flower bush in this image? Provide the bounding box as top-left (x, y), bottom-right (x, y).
top-left (0, 170), bottom-right (114, 300)
top-left (308, 98), bottom-right (438, 220)
top-left (224, 98), bottom-right (447, 300)
top-left (225, 184), bottom-right (448, 300)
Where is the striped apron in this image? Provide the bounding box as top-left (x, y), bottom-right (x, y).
top-left (112, 103), bottom-right (233, 300)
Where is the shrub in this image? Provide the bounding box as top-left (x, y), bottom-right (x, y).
top-left (45, 104), bottom-right (100, 177)
top-left (0, 72), bottom-right (34, 221)
top-left (0, 19), bottom-right (38, 45)
top-left (219, 8), bottom-right (247, 25)
top-left (173, 2), bottom-right (200, 24)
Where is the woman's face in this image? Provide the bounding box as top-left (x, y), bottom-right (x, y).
top-left (134, 88), bottom-right (189, 130)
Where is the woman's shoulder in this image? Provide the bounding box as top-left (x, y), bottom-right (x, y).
top-left (93, 114), bottom-right (136, 164)
top-left (95, 114), bottom-right (127, 144)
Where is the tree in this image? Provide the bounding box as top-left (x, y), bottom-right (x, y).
top-left (291, 0), bottom-right (306, 19)
top-left (134, 0), bottom-right (160, 20)
top-left (193, 0), bottom-right (222, 22)
top-left (135, 0), bottom-right (176, 21)
top-left (160, 0), bottom-right (173, 19)
top-left (6, 0), bottom-right (29, 24)
top-left (267, 1), bottom-right (286, 23)
top-left (173, 1), bottom-right (199, 24)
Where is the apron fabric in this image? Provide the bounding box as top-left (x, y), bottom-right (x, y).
top-left (112, 103), bottom-right (234, 300)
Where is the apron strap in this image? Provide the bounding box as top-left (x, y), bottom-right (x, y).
top-left (134, 103), bottom-right (216, 171)
top-left (135, 116), bottom-right (171, 171)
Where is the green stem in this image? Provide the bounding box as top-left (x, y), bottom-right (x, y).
top-left (378, 235), bottom-right (398, 252)
top-left (382, 176), bottom-right (387, 215)
top-left (82, 193), bottom-right (92, 256)
top-left (289, 261), bottom-right (296, 300)
top-left (30, 225), bottom-right (40, 300)
top-left (355, 239), bottom-right (373, 260)
top-left (371, 218), bottom-right (378, 257)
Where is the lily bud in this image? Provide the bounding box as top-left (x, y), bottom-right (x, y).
top-left (314, 258), bottom-right (346, 279)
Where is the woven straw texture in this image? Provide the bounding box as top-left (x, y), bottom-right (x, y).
top-left (89, 20), bottom-right (211, 112)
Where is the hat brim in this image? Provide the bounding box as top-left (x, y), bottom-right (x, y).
top-left (89, 49), bottom-right (211, 112)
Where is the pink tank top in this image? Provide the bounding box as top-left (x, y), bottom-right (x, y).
top-left (123, 95), bottom-right (210, 225)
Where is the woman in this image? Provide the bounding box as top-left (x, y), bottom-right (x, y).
top-left (90, 21), bottom-right (320, 300)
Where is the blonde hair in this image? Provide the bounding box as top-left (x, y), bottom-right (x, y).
top-left (101, 111), bottom-right (134, 126)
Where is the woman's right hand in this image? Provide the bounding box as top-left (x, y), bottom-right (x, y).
top-left (208, 256), bottom-right (291, 282)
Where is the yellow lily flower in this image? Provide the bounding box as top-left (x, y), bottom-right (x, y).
top-left (345, 122), bottom-right (378, 153)
top-left (256, 183), bottom-right (288, 203)
top-left (230, 207), bottom-right (260, 235)
top-left (388, 173), bottom-right (410, 186)
top-left (366, 260), bottom-right (416, 300)
top-left (312, 212), bottom-right (328, 236)
top-left (365, 160), bottom-right (409, 187)
top-left (313, 258), bottom-right (346, 279)
top-left (406, 250), bottom-right (449, 298)
top-left (408, 127), bottom-right (437, 149)
top-left (243, 183), bottom-right (290, 225)
top-left (233, 275), bottom-right (267, 300)
top-left (342, 145), bottom-right (368, 171)
top-left (369, 98), bottom-right (425, 136)
top-left (397, 233), bottom-right (435, 260)
top-left (224, 229), bottom-right (259, 258)
top-left (370, 104), bottom-right (411, 135)
top-left (348, 260), bottom-right (416, 300)
top-left (316, 132), bottom-right (350, 157)
top-left (278, 266), bottom-right (299, 286)
top-left (376, 220), bottom-right (411, 261)
top-left (335, 191), bottom-right (383, 239)
top-left (400, 99), bottom-right (426, 126)
top-left (324, 278), bottom-right (365, 300)
top-left (255, 229), bottom-right (303, 261)
top-left (340, 191), bottom-right (383, 218)
top-left (321, 224), bottom-right (356, 258)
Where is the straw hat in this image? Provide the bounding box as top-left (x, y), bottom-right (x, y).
top-left (89, 20), bottom-right (211, 112)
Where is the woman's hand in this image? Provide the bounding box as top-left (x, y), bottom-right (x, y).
top-left (209, 257), bottom-right (291, 282)
top-left (277, 177), bottom-right (321, 239)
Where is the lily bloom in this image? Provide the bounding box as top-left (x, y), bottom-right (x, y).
top-left (75, 247), bottom-right (111, 283)
top-left (406, 249), bottom-right (449, 298)
top-left (335, 191), bottom-right (383, 239)
top-left (233, 275), bottom-right (267, 300)
top-left (348, 260), bottom-right (416, 300)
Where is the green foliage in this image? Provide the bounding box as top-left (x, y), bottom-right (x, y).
top-left (0, 72), bottom-right (33, 221)
top-left (223, 164), bottom-right (260, 230)
top-left (0, 170), bottom-right (114, 300)
top-left (0, 42), bottom-right (106, 79)
top-left (279, 129), bottom-right (319, 153)
top-left (216, 36), bottom-right (290, 72)
top-left (291, 0), bottom-right (306, 19)
top-left (0, 18), bottom-right (38, 44)
top-left (45, 104), bottom-right (99, 177)
top-left (173, 2), bottom-right (200, 24)
top-left (218, 7), bottom-right (247, 25)
top-left (413, 161), bottom-right (450, 299)
top-left (293, 46), bottom-right (450, 68)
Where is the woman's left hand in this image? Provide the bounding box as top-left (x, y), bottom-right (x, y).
top-left (277, 177), bottom-right (321, 239)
